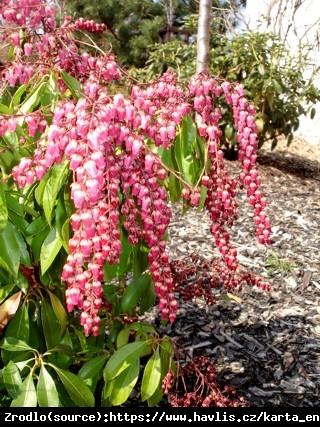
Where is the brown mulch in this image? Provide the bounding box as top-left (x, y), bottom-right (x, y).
top-left (143, 137), bottom-right (320, 407)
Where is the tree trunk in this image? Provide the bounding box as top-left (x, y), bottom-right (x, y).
top-left (196, 0), bottom-right (212, 74)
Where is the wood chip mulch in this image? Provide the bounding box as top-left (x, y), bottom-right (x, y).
top-left (143, 138), bottom-right (320, 407)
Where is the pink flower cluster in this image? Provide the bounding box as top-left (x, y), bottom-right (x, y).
top-left (2, 2), bottom-right (273, 336)
top-left (1, 0), bottom-right (55, 31)
top-left (187, 71), bottom-right (272, 272)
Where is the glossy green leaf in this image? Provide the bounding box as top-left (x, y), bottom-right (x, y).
top-left (10, 84), bottom-right (28, 108)
top-left (0, 103), bottom-right (13, 114)
top-left (6, 194), bottom-right (29, 233)
top-left (104, 341), bottom-right (152, 380)
top-left (56, 192), bottom-right (68, 239)
top-left (0, 222), bottom-right (20, 278)
top-left (41, 298), bottom-right (61, 350)
top-left (78, 354), bottom-right (108, 381)
top-left (132, 242), bottom-right (149, 278)
top-left (10, 371), bottom-right (37, 407)
top-left (49, 338), bottom-right (73, 370)
top-left (118, 230), bottom-right (132, 275)
top-left (31, 224), bottom-right (50, 263)
top-left (121, 274), bottom-right (150, 312)
top-left (51, 366), bottom-right (95, 407)
top-left (19, 78), bottom-right (47, 114)
top-left (0, 283), bottom-right (16, 304)
top-left (37, 365), bottom-right (60, 407)
top-left (1, 305), bottom-right (31, 367)
top-left (0, 182), bottom-right (8, 232)
top-left (40, 226), bottom-right (63, 276)
top-left (141, 348), bottom-right (162, 401)
top-left (147, 387), bottom-right (163, 407)
top-left (46, 289), bottom-right (68, 335)
top-left (11, 223), bottom-right (31, 267)
top-left (25, 215), bottom-right (48, 236)
top-left (43, 160), bottom-right (69, 225)
top-left (110, 358), bottom-right (140, 406)
top-left (139, 278), bottom-right (156, 314)
top-left (1, 337), bottom-right (34, 352)
top-left (35, 174), bottom-right (49, 206)
top-left (103, 261), bottom-right (118, 282)
top-left (60, 218), bottom-right (71, 252)
top-left (175, 116), bottom-right (198, 184)
top-left (102, 379), bottom-right (114, 405)
top-left (168, 150), bottom-right (183, 203)
top-left (134, 325), bottom-right (157, 340)
top-left (2, 360), bottom-right (22, 399)
top-left (60, 71), bottom-right (84, 99)
top-left (2, 129), bottom-right (20, 149)
top-left (116, 328), bottom-right (132, 349)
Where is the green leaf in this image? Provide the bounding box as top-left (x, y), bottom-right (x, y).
top-left (60, 71), bottom-right (84, 100)
top-left (10, 371), bottom-right (37, 407)
top-left (50, 366), bottom-right (95, 407)
top-left (147, 387), bottom-right (164, 407)
top-left (2, 360), bottom-right (22, 399)
top-left (78, 355), bottom-right (108, 381)
top-left (118, 230), bottom-right (133, 275)
top-left (168, 175), bottom-right (182, 205)
top-left (110, 358), bottom-right (140, 406)
top-left (6, 194), bottom-right (29, 233)
top-left (116, 328), bottom-right (132, 349)
top-left (43, 160), bottom-right (70, 226)
top-left (19, 78), bottom-right (47, 114)
top-left (175, 116), bottom-right (198, 184)
top-left (31, 224), bottom-right (50, 263)
top-left (0, 103), bottom-right (13, 114)
top-left (104, 341), bottom-right (152, 380)
top-left (0, 222), bottom-right (20, 278)
top-left (40, 226), bottom-right (63, 276)
top-left (0, 283), bottom-right (16, 304)
top-left (0, 182), bottom-right (8, 232)
top-left (25, 215), bottom-right (48, 236)
top-left (2, 129), bottom-right (20, 149)
top-left (37, 365), bottom-right (60, 407)
top-left (121, 274), bottom-right (150, 312)
top-left (0, 337), bottom-right (34, 352)
top-left (41, 298), bottom-right (61, 350)
top-left (46, 341), bottom-right (73, 370)
top-left (11, 223), bottom-right (31, 267)
top-left (1, 304), bottom-right (31, 364)
top-left (46, 289), bottom-right (68, 335)
top-left (10, 84), bottom-right (28, 108)
top-left (141, 348), bottom-right (162, 402)
top-left (56, 191), bottom-right (68, 239)
top-left (139, 278), bottom-right (156, 314)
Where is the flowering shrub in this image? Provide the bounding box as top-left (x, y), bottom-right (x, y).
top-left (0, 0), bottom-right (271, 407)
